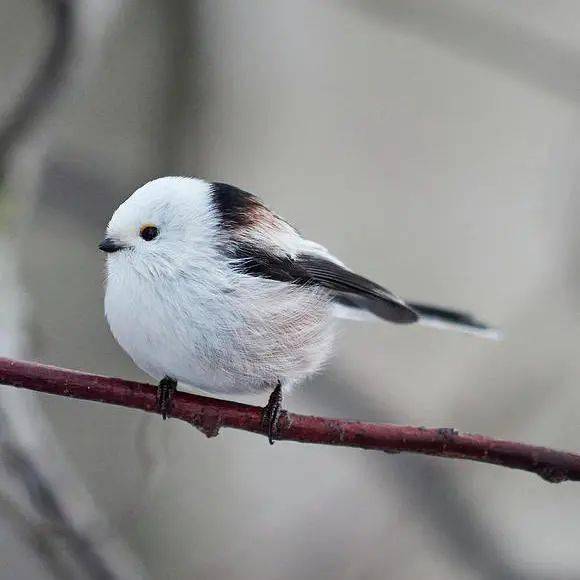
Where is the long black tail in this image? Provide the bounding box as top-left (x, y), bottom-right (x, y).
top-left (407, 302), bottom-right (501, 340)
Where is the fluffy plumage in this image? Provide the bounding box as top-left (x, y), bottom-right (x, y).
top-left (102, 176), bottom-right (498, 395)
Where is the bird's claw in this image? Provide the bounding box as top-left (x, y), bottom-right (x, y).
top-left (156, 376), bottom-right (177, 420)
top-left (261, 381), bottom-right (283, 444)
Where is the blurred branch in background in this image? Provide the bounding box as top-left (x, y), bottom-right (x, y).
top-left (0, 489), bottom-right (76, 580)
top-left (0, 1), bottom-right (148, 578)
top-left (0, 0), bottom-right (72, 183)
top-left (1, 357), bottom-right (579, 483)
top-left (0, 407), bottom-right (117, 580)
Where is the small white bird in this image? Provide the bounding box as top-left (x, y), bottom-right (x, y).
top-left (100, 177), bottom-right (498, 441)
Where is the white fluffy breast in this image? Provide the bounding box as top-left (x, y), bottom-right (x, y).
top-left (104, 258), bottom-right (335, 394)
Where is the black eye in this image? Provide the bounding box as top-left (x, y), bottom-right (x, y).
top-left (140, 225), bottom-right (159, 241)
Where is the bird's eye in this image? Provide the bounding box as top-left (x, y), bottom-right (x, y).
top-left (140, 225), bottom-right (159, 241)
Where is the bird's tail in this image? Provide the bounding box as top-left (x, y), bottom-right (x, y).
top-left (407, 302), bottom-right (502, 340)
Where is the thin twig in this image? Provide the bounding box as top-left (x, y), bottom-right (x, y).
top-left (0, 357), bottom-right (578, 484)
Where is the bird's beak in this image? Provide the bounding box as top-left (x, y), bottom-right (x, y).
top-left (98, 237), bottom-right (125, 253)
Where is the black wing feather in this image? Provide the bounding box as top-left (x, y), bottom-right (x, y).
top-left (210, 181), bottom-right (417, 324)
top-left (406, 302), bottom-right (492, 332)
top-left (296, 254), bottom-right (418, 324)
top-left (228, 242), bottom-right (418, 324)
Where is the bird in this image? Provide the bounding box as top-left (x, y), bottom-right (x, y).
top-left (99, 176), bottom-right (499, 442)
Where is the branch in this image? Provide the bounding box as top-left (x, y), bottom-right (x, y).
top-left (0, 357), bottom-right (578, 484)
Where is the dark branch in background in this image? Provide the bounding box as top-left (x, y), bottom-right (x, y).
top-left (1, 357), bottom-right (579, 484)
top-left (0, 488), bottom-right (77, 580)
top-left (0, 0), bottom-right (73, 182)
top-left (0, 3), bottom-right (121, 578)
top-left (0, 408), bottom-right (117, 580)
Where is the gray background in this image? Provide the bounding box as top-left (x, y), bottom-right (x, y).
top-left (2, 1), bottom-right (580, 578)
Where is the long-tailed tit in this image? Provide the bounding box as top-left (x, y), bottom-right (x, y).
top-left (99, 177), bottom-right (499, 441)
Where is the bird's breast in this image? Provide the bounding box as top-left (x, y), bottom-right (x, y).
top-left (104, 266), bottom-right (336, 394)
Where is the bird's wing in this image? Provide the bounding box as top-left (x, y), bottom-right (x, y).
top-left (210, 182), bottom-right (497, 334)
top-left (209, 182), bottom-right (419, 324)
top-left (294, 253), bottom-right (418, 323)
top-left (226, 239), bottom-right (418, 324)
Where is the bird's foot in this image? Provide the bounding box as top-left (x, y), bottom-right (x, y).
top-left (261, 381), bottom-right (283, 445)
top-left (156, 376), bottom-right (177, 420)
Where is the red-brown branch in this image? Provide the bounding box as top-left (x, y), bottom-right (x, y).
top-left (0, 357), bottom-right (577, 483)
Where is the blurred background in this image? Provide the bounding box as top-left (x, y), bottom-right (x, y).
top-left (1, 1), bottom-right (580, 578)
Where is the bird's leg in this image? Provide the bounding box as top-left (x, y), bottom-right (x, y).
top-left (261, 380), bottom-right (283, 445)
top-left (156, 376), bottom-right (178, 420)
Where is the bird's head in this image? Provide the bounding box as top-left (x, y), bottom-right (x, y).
top-left (100, 176), bottom-right (218, 278)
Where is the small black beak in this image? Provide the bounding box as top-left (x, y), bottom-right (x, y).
top-left (98, 238), bottom-right (124, 253)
